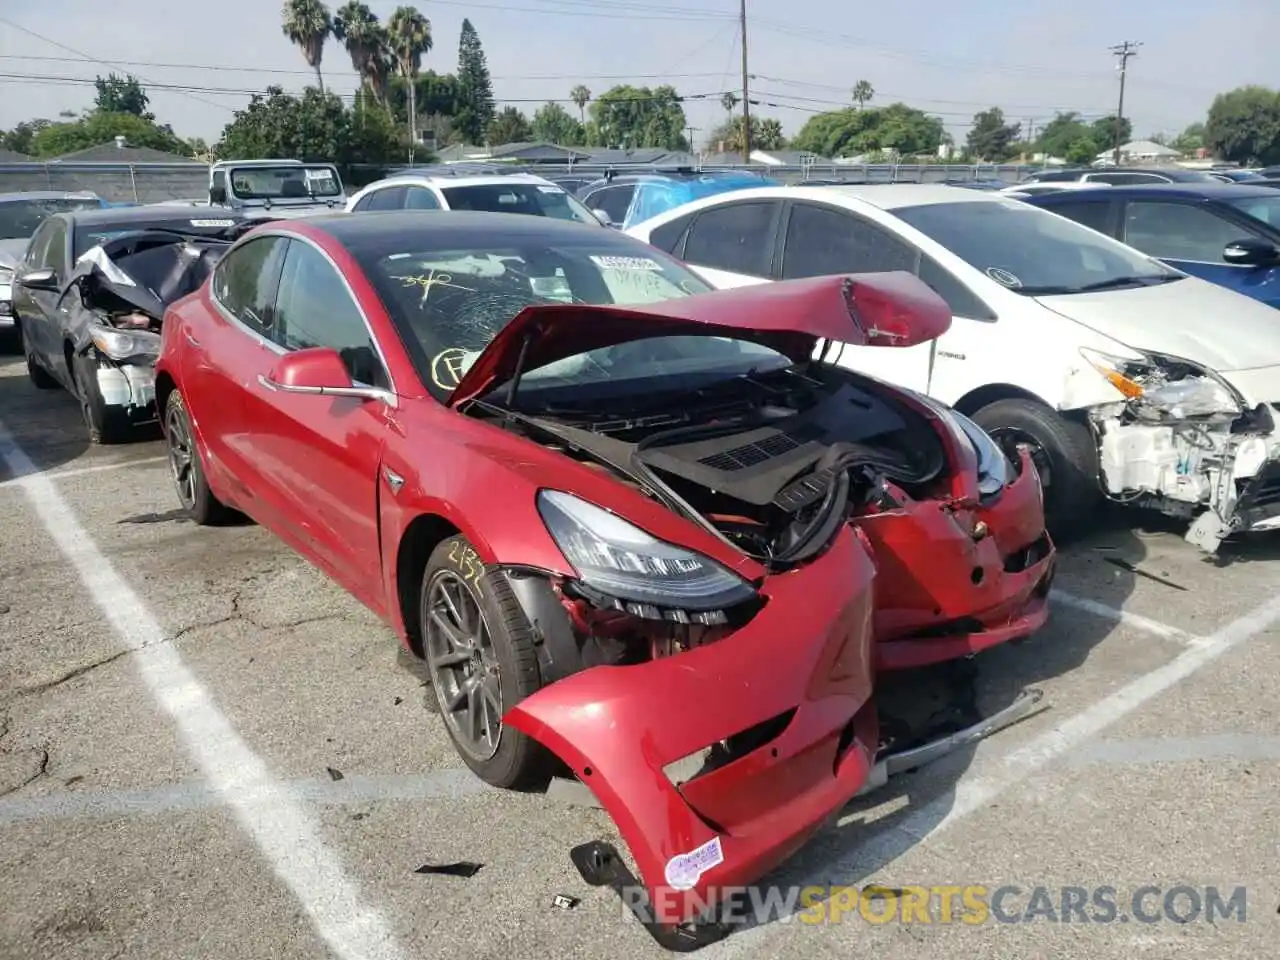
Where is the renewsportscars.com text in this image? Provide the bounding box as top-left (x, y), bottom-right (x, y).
top-left (626, 884), bottom-right (1249, 926)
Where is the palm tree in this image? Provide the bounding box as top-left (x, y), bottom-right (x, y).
top-left (570, 85), bottom-right (591, 124)
top-left (387, 5), bottom-right (433, 153)
top-left (720, 92), bottom-right (739, 113)
top-left (851, 79), bottom-right (874, 109)
top-left (332, 1), bottom-right (386, 103)
top-left (281, 0), bottom-right (333, 91)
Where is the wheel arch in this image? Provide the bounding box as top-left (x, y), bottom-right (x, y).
top-left (155, 370), bottom-right (177, 435)
top-left (951, 382), bottom-right (1053, 418)
top-left (393, 512), bottom-right (463, 658)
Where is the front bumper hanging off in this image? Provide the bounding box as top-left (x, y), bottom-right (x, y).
top-left (550, 688), bottom-right (1047, 951)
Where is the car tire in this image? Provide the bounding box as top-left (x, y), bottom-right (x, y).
top-left (164, 389), bottom-right (233, 525)
top-left (970, 397), bottom-right (1100, 538)
top-left (20, 323), bottom-right (59, 390)
top-left (71, 351), bottom-right (132, 445)
top-left (420, 535), bottom-right (551, 789)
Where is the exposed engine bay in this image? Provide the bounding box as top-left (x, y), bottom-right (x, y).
top-left (1084, 353), bottom-right (1280, 552)
top-left (473, 361), bottom-right (949, 571)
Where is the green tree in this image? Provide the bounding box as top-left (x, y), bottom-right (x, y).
top-left (281, 0), bottom-right (332, 91)
top-left (1172, 121), bottom-right (1205, 155)
top-left (790, 103), bottom-right (943, 158)
top-left (387, 5), bottom-right (433, 150)
top-left (1034, 111), bottom-right (1098, 161)
top-left (1091, 115), bottom-right (1133, 154)
top-left (707, 115), bottom-right (785, 153)
top-left (965, 107), bottom-right (1021, 161)
top-left (486, 106), bottom-right (531, 145)
top-left (216, 85), bottom-right (398, 167)
top-left (28, 111), bottom-right (190, 158)
top-left (531, 102), bottom-right (583, 144)
top-left (1205, 86), bottom-right (1280, 165)
top-left (333, 1), bottom-right (391, 105)
top-left (720, 92), bottom-right (739, 113)
top-left (454, 19), bottom-right (496, 145)
top-left (587, 85), bottom-right (688, 150)
top-left (93, 74), bottom-right (153, 119)
top-left (1, 119), bottom-right (51, 155)
top-left (388, 70), bottom-right (458, 124)
top-left (851, 80), bottom-right (874, 109)
top-left (569, 85), bottom-right (591, 124)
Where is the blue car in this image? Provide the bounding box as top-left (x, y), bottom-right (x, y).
top-left (1022, 183), bottom-right (1280, 308)
top-left (578, 170), bottom-right (779, 230)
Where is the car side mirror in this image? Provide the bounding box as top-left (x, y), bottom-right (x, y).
top-left (257, 346), bottom-right (396, 405)
top-left (1223, 238), bottom-right (1279, 266)
top-left (209, 185), bottom-right (228, 205)
top-left (591, 208), bottom-right (613, 227)
top-left (16, 267), bottom-right (58, 291)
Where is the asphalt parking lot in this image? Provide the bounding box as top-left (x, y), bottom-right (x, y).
top-left (0, 354), bottom-right (1276, 960)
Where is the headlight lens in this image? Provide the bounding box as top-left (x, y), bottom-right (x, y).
top-left (1080, 347), bottom-right (1241, 418)
top-left (0, 266), bottom-right (13, 284)
top-left (536, 490), bottom-right (757, 613)
top-left (89, 326), bottom-right (161, 361)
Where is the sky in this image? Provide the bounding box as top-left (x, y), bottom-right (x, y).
top-left (0, 0), bottom-right (1275, 150)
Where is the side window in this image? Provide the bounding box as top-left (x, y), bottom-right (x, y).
top-left (271, 240), bottom-right (389, 389)
top-left (355, 186), bottom-right (407, 212)
top-left (682, 201), bottom-right (780, 277)
top-left (585, 186), bottom-right (634, 225)
top-left (404, 186), bottom-right (441, 210)
top-left (1041, 200), bottom-right (1113, 235)
top-left (780, 203), bottom-right (916, 279)
top-left (24, 219), bottom-right (55, 268)
top-left (918, 256), bottom-right (995, 320)
top-left (648, 212), bottom-right (695, 255)
top-left (39, 219), bottom-right (69, 278)
top-left (211, 235), bottom-right (288, 335)
top-left (1124, 201), bottom-right (1256, 262)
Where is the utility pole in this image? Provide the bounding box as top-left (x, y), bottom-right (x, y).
top-left (739, 0), bottom-right (751, 165)
top-left (686, 124), bottom-right (699, 154)
top-left (1109, 40), bottom-right (1142, 166)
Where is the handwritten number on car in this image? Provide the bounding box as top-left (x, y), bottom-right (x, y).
top-left (447, 540), bottom-right (485, 598)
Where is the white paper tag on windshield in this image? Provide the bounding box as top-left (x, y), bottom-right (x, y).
top-left (189, 218), bottom-right (236, 227)
top-left (664, 836), bottom-right (723, 891)
top-left (589, 254), bottom-right (663, 272)
top-left (537, 185), bottom-right (563, 194)
top-left (305, 169), bottom-right (334, 180)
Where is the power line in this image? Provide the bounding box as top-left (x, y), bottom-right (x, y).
top-left (1108, 40), bottom-right (1142, 165)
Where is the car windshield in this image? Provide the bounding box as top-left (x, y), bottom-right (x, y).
top-left (440, 183), bottom-right (599, 224)
top-left (73, 216), bottom-right (240, 257)
top-left (1224, 194), bottom-right (1280, 228)
top-left (0, 197), bottom-right (102, 240)
top-left (227, 165), bottom-right (342, 200)
top-left (353, 234), bottom-right (788, 403)
top-left (895, 199), bottom-right (1182, 295)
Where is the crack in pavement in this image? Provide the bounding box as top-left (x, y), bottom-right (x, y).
top-left (0, 747), bottom-right (49, 798)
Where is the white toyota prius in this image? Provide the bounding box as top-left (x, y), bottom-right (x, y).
top-left (626, 184), bottom-right (1280, 553)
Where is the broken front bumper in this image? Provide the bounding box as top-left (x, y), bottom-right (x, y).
top-left (1185, 439), bottom-right (1280, 551)
top-left (855, 448), bottom-right (1056, 671)
top-left (93, 354), bottom-right (158, 422)
top-left (504, 526), bottom-right (880, 928)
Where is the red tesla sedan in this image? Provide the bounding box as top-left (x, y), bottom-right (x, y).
top-left (154, 211), bottom-right (1052, 930)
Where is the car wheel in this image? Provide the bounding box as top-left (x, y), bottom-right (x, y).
top-left (165, 389), bottom-right (233, 525)
top-left (420, 535), bottom-right (550, 789)
top-left (970, 397), bottom-right (1100, 537)
top-left (20, 324), bottom-right (59, 390)
top-left (71, 351), bottom-right (132, 445)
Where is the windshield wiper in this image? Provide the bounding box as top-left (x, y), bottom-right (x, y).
top-left (1021, 274), bottom-right (1182, 295)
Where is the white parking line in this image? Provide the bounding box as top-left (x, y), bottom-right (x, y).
top-left (1050, 588), bottom-right (1194, 643)
top-left (711, 588), bottom-right (1280, 960)
top-left (0, 454), bottom-right (167, 489)
top-left (0, 424), bottom-right (410, 960)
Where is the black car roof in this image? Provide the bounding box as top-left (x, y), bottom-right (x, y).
top-left (294, 209), bottom-right (637, 250)
top-left (56, 204), bottom-right (249, 227)
top-left (1028, 182), bottom-right (1280, 201)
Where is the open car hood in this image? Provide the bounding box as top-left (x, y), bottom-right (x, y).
top-left (447, 271), bottom-right (951, 407)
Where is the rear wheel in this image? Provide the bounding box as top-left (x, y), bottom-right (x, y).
top-left (420, 535), bottom-right (550, 789)
top-left (165, 389), bottom-right (233, 525)
top-left (970, 398), bottom-right (1100, 539)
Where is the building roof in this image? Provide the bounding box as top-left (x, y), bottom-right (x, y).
top-left (1098, 139), bottom-right (1181, 159)
top-left (51, 141), bottom-right (199, 163)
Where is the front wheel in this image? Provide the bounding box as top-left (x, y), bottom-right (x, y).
top-left (420, 535), bottom-right (550, 789)
top-left (970, 398), bottom-right (1101, 539)
top-left (165, 389), bottom-right (234, 525)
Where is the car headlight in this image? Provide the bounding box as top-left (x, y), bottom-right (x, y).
top-left (1079, 347), bottom-right (1242, 418)
top-left (0, 266), bottom-right (13, 285)
top-left (910, 393), bottom-right (1011, 497)
top-left (89, 327), bottom-right (161, 361)
top-left (536, 489), bottom-right (757, 615)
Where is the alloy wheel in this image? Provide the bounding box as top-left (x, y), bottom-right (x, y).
top-left (423, 569), bottom-right (503, 761)
top-left (989, 427), bottom-right (1054, 490)
top-left (166, 404), bottom-right (197, 510)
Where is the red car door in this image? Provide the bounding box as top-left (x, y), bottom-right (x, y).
top-left (184, 234), bottom-right (290, 518)
top-left (245, 236), bottom-right (392, 614)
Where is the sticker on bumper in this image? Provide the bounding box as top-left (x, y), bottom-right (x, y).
top-left (664, 836), bottom-right (724, 890)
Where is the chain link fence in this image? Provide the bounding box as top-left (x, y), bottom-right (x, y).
top-left (1, 159), bottom-right (1043, 205)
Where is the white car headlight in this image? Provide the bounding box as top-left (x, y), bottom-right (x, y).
top-left (89, 327), bottom-right (161, 361)
top-left (1079, 347), bottom-right (1242, 418)
top-left (0, 266), bottom-right (13, 284)
top-left (536, 490), bottom-right (757, 615)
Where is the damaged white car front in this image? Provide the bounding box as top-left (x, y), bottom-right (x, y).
top-left (1075, 345), bottom-right (1280, 553)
